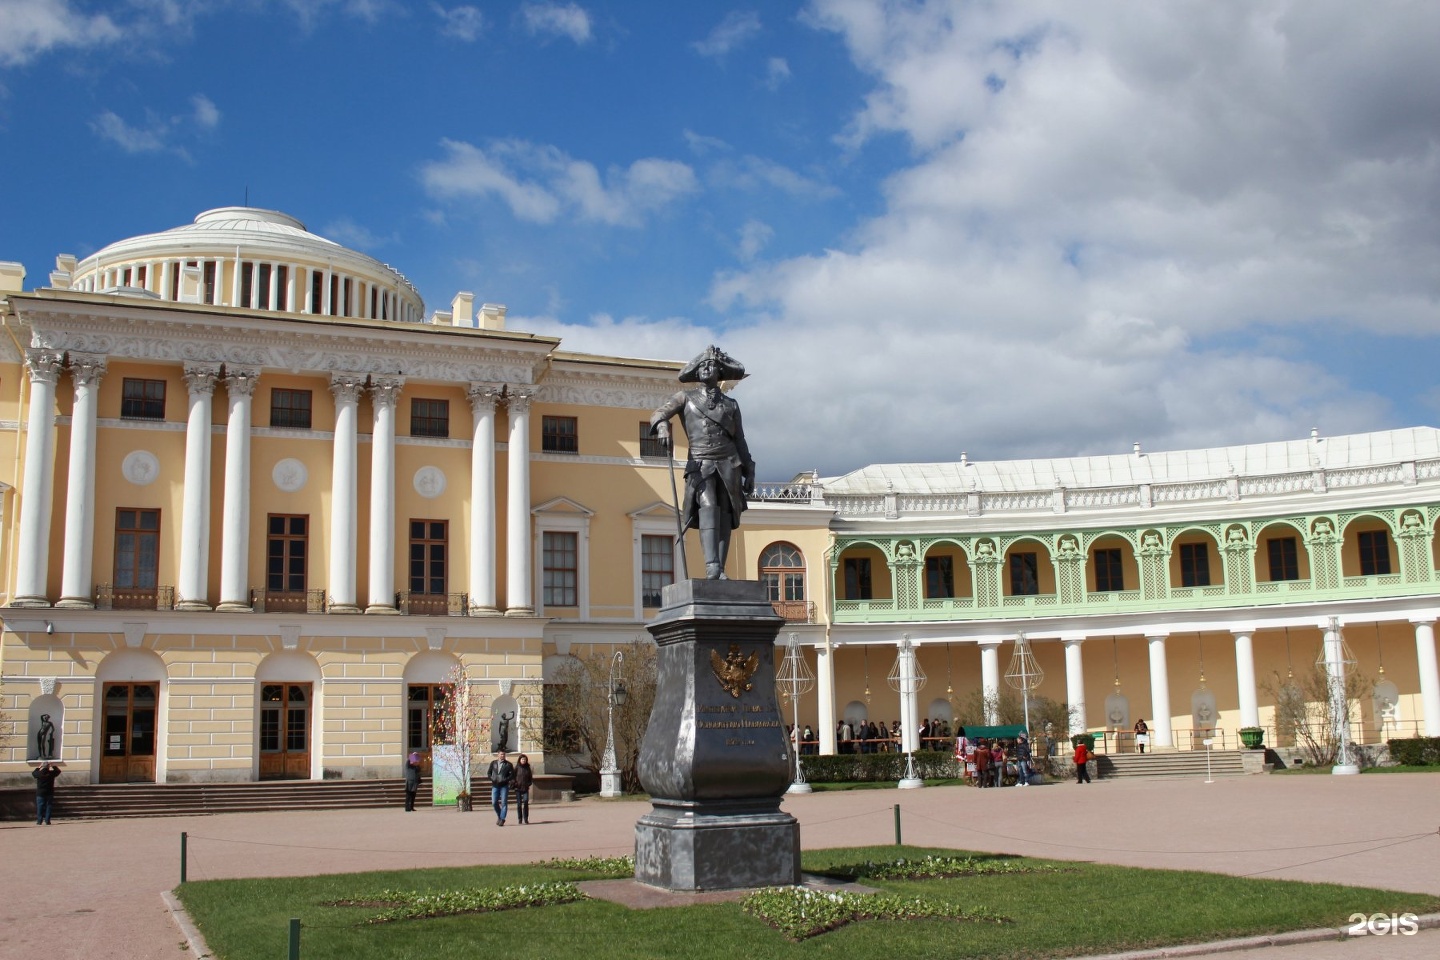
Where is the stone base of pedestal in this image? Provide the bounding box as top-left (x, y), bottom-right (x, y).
top-left (635, 800), bottom-right (800, 891)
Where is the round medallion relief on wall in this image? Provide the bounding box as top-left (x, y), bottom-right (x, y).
top-left (122, 451), bottom-right (160, 486)
top-left (414, 466), bottom-right (447, 499)
top-left (273, 458), bottom-right (308, 493)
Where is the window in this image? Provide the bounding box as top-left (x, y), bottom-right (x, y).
top-left (270, 389), bottom-right (312, 429)
top-left (641, 534), bottom-right (675, 607)
top-left (121, 378), bottom-right (166, 420)
top-left (266, 515), bottom-right (308, 594)
top-left (1094, 548), bottom-right (1125, 592)
top-left (1268, 537), bottom-right (1300, 581)
top-left (925, 556), bottom-right (955, 599)
top-left (761, 542), bottom-right (806, 602)
top-left (1358, 530), bottom-right (1392, 576)
top-left (408, 684), bottom-right (451, 752)
top-left (1179, 542), bottom-right (1211, 587)
top-left (410, 399), bottom-right (450, 438)
top-left (114, 509), bottom-right (160, 589)
top-left (1009, 552), bottom-right (1039, 595)
top-left (639, 421), bottom-right (668, 458)
top-left (409, 520), bottom-right (448, 596)
top-left (843, 557), bottom-right (872, 600)
top-left (542, 416), bottom-right (578, 453)
top-left (543, 531), bottom-right (579, 607)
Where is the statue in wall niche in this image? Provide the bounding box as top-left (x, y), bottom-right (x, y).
top-left (493, 711), bottom-right (515, 751)
top-left (36, 714), bottom-right (56, 760)
top-left (649, 345), bottom-right (755, 580)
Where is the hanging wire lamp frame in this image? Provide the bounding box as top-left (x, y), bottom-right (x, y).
top-left (775, 632), bottom-right (815, 792)
top-left (1004, 631), bottom-right (1044, 735)
top-left (886, 635), bottom-right (927, 787)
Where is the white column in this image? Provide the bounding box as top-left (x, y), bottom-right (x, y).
top-left (978, 639), bottom-right (1001, 723)
top-left (302, 267), bottom-right (313, 313)
top-left (328, 374), bottom-right (365, 613)
top-left (160, 260), bottom-right (174, 301)
top-left (12, 351), bottom-right (66, 606)
top-left (504, 390), bottom-right (533, 616)
top-left (217, 367), bottom-right (259, 611)
top-left (321, 267), bottom-right (332, 315)
top-left (268, 262), bottom-right (280, 310)
top-left (1233, 629), bottom-right (1260, 729)
top-left (1412, 619), bottom-right (1440, 737)
top-left (286, 264), bottom-right (298, 312)
top-left (230, 253), bottom-right (242, 306)
top-left (176, 365), bottom-right (219, 611)
top-left (1064, 637), bottom-right (1087, 736)
top-left (366, 376), bottom-right (403, 614)
top-left (467, 384), bottom-right (501, 614)
top-left (1147, 634), bottom-right (1173, 748)
top-left (57, 355), bottom-right (107, 608)
top-left (817, 643), bottom-right (836, 755)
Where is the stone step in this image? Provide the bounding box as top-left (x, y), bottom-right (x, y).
top-left (1096, 751), bottom-right (1248, 780)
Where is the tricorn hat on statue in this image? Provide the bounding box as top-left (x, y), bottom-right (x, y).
top-left (678, 344), bottom-right (747, 383)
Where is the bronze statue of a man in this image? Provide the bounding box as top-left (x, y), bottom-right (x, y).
top-left (650, 345), bottom-right (755, 579)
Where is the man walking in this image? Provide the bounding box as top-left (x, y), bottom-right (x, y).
top-left (486, 749), bottom-right (516, 825)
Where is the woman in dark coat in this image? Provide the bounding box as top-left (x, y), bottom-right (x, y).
top-left (513, 753), bottom-right (535, 825)
top-left (404, 751), bottom-right (421, 811)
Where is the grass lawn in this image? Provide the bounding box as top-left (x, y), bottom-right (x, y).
top-left (174, 846), bottom-right (1438, 960)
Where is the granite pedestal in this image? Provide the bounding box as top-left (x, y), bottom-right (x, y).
top-left (634, 579), bottom-right (801, 891)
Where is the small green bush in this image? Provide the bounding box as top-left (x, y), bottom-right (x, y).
top-left (800, 750), bottom-right (957, 783)
top-left (1386, 737), bottom-right (1440, 766)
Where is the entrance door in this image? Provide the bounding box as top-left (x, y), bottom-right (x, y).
top-left (259, 683), bottom-right (312, 780)
top-left (407, 683), bottom-right (451, 775)
top-left (100, 683), bottom-right (158, 783)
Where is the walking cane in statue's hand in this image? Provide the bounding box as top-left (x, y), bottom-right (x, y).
top-left (661, 424), bottom-right (690, 580)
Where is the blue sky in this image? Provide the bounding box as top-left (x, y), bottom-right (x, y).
top-left (2, 1), bottom-right (1438, 481)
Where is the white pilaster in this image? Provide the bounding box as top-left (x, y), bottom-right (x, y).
top-left (1064, 637), bottom-right (1087, 736)
top-left (978, 639), bottom-right (1001, 723)
top-left (366, 376), bottom-right (404, 614)
top-left (328, 374), bottom-right (365, 613)
top-left (57, 355), bottom-right (107, 608)
top-left (1147, 634), bottom-right (1173, 748)
top-left (12, 351), bottom-right (65, 606)
top-left (217, 367), bottom-right (259, 611)
top-left (176, 365), bottom-right (219, 611)
top-left (467, 384), bottom-right (501, 614)
top-left (1232, 629), bottom-right (1260, 729)
top-left (504, 390), bottom-right (533, 616)
top-left (1412, 619), bottom-right (1440, 737)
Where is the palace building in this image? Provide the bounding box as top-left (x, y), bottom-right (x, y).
top-left (1, 209), bottom-right (1437, 788)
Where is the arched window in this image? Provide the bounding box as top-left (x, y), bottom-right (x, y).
top-left (760, 542), bottom-right (807, 621)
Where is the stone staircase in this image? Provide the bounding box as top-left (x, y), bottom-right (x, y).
top-left (1095, 750), bottom-right (1248, 781)
top-left (0, 774), bottom-right (575, 821)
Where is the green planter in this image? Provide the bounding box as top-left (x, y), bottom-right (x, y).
top-left (1070, 733), bottom-right (1096, 751)
top-left (1239, 727), bottom-right (1264, 749)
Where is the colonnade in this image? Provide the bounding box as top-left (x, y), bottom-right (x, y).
top-left (13, 350), bottom-right (532, 615)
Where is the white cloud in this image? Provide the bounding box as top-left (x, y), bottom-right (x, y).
top-left (0, 0), bottom-right (121, 68)
top-left (91, 110), bottom-right (166, 154)
top-left (764, 56), bottom-right (791, 89)
top-left (517, 2), bottom-right (592, 45)
top-left (736, 220), bottom-right (773, 262)
top-left (190, 94), bottom-right (220, 129)
top-left (420, 138), bottom-right (697, 227)
top-left (693, 10), bottom-right (761, 59)
top-left (322, 217), bottom-right (395, 250)
top-left (433, 3), bottom-right (483, 42)
top-left (90, 93), bottom-right (221, 157)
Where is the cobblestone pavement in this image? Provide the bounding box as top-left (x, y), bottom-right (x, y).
top-left (2, 772), bottom-right (1436, 960)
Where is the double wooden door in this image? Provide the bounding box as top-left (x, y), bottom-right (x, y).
top-left (259, 683), bottom-right (312, 780)
top-left (100, 682), bottom-right (158, 783)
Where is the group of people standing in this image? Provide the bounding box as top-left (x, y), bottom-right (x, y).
top-left (953, 728), bottom-right (1034, 787)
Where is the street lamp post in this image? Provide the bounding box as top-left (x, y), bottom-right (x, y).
top-left (1005, 631), bottom-right (1044, 736)
top-left (1321, 617), bottom-right (1359, 776)
top-left (888, 634), bottom-right (926, 789)
top-left (600, 650), bottom-right (628, 797)
top-left (776, 632), bottom-right (815, 794)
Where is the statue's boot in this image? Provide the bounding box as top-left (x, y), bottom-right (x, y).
top-left (700, 524), bottom-right (725, 580)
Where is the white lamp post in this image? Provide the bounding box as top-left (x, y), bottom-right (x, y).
top-left (888, 634), bottom-right (926, 789)
top-left (776, 632), bottom-right (815, 794)
top-left (1321, 617), bottom-right (1359, 776)
top-left (599, 650), bottom-right (628, 797)
top-left (1005, 631), bottom-right (1044, 736)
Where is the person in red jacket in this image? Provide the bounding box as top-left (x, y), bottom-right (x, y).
top-left (1074, 740), bottom-right (1092, 784)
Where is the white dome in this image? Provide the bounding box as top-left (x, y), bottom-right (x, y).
top-left (68, 207), bottom-right (424, 323)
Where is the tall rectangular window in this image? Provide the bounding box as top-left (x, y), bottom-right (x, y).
top-left (843, 557), bottom-right (872, 600)
top-left (1358, 530), bottom-right (1392, 576)
top-left (121, 378), bottom-right (166, 420)
top-left (1179, 542), bottom-right (1211, 587)
top-left (640, 534), bottom-right (674, 608)
top-left (114, 509), bottom-right (160, 589)
top-left (269, 389), bottom-right (312, 429)
top-left (639, 421), bottom-right (668, 458)
top-left (1009, 552), bottom-right (1039, 595)
top-left (542, 416), bottom-right (578, 453)
top-left (1268, 537), bottom-right (1300, 581)
top-left (266, 515), bottom-right (308, 594)
top-left (410, 399), bottom-right (450, 438)
top-left (925, 556), bottom-right (955, 598)
top-left (409, 520), bottom-right (448, 595)
top-left (1094, 548), bottom-right (1125, 591)
top-left (543, 531), bottom-right (579, 607)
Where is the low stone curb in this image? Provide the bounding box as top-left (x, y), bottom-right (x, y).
top-left (161, 890), bottom-right (214, 960)
top-left (1083, 911), bottom-right (1440, 959)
